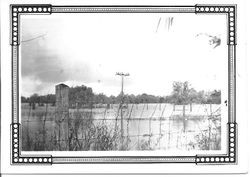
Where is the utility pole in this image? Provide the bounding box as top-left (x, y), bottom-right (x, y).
top-left (116, 72), bottom-right (130, 150)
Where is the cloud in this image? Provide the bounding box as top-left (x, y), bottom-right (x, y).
top-left (21, 35), bottom-right (94, 95)
top-left (21, 14), bottom-right (226, 97)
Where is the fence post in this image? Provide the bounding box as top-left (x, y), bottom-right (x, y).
top-left (183, 105), bottom-right (186, 133)
top-left (55, 83), bottom-right (69, 150)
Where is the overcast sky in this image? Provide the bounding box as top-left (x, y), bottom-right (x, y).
top-left (21, 13), bottom-right (227, 97)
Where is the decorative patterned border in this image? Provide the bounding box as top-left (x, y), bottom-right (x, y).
top-left (10, 4), bottom-right (237, 165)
top-left (196, 123), bottom-right (237, 164)
top-left (11, 123), bottom-right (52, 164)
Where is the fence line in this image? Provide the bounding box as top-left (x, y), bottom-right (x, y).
top-left (21, 103), bottom-right (222, 151)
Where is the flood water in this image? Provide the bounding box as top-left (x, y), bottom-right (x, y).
top-left (81, 103), bottom-right (221, 150)
top-left (21, 103), bottom-right (221, 151)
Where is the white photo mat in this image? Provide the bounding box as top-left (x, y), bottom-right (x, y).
top-left (0, 0), bottom-right (248, 174)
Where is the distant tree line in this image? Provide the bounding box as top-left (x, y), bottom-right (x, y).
top-left (21, 94), bottom-right (56, 106)
top-left (21, 81), bottom-right (221, 108)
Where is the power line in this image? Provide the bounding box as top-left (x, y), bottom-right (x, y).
top-left (115, 72), bottom-right (130, 150)
top-left (21, 33), bottom-right (47, 43)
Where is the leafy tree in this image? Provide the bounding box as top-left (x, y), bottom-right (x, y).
top-left (159, 97), bottom-right (165, 103)
top-left (47, 94), bottom-right (56, 105)
top-left (21, 96), bottom-right (28, 103)
top-left (109, 95), bottom-right (116, 104)
top-left (30, 93), bottom-right (39, 103)
top-left (69, 85), bottom-right (94, 108)
top-left (171, 81), bottom-right (193, 105)
top-left (207, 90), bottom-right (221, 104)
top-left (94, 93), bottom-right (110, 104)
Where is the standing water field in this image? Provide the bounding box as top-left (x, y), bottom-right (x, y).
top-left (21, 102), bottom-right (221, 151)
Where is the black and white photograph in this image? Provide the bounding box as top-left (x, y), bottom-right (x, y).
top-left (20, 13), bottom-right (226, 152)
top-left (1, 1), bottom-right (248, 174)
